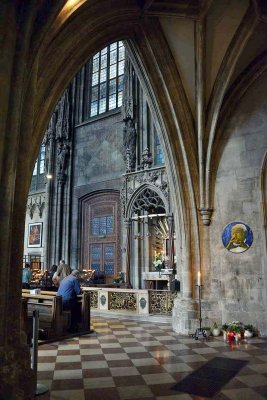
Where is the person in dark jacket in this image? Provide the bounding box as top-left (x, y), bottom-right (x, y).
top-left (57, 270), bottom-right (81, 332)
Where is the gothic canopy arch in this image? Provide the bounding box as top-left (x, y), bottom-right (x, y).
top-left (125, 183), bottom-right (169, 219)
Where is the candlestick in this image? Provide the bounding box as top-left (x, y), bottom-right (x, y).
top-left (197, 271), bottom-right (201, 286)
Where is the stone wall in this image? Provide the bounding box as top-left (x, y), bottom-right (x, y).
top-left (209, 72), bottom-right (267, 334)
top-left (69, 111), bottom-right (125, 269)
top-left (173, 72), bottom-right (267, 336)
top-left (73, 111), bottom-right (124, 187)
top-left (24, 193), bottom-right (46, 265)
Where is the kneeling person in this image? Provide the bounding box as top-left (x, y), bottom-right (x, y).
top-left (58, 269), bottom-right (81, 332)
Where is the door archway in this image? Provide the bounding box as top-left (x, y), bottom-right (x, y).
top-left (80, 191), bottom-right (121, 284)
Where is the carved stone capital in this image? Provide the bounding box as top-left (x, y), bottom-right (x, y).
top-left (199, 208), bottom-right (213, 225)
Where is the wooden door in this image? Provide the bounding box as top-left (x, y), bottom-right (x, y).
top-left (80, 191), bottom-right (121, 283)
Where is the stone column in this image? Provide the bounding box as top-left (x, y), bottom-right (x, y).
top-left (54, 89), bottom-right (70, 264)
top-left (143, 215), bottom-right (150, 287)
top-left (43, 113), bottom-right (57, 268)
top-left (133, 218), bottom-right (139, 288)
top-left (167, 214), bottom-right (175, 271)
top-left (125, 219), bottom-right (132, 288)
top-left (55, 173), bottom-right (65, 263)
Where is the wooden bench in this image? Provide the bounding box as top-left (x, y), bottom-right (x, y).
top-left (22, 289), bottom-right (91, 336)
top-left (21, 291), bottom-right (69, 339)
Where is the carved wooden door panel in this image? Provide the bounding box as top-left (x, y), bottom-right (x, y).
top-left (90, 243), bottom-right (115, 276)
top-left (81, 191), bottom-right (121, 283)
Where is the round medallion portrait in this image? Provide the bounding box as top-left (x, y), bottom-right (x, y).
top-left (222, 222), bottom-right (253, 253)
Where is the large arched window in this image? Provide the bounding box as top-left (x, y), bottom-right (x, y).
top-left (89, 41), bottom-right (125, 117)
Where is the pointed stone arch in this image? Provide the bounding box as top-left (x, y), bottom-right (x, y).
top-left (0, 2), bottom-right (199, 396)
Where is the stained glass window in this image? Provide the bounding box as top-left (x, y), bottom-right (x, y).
top-left (91, 245), bottom-right (101, 274)
top-left (39, 144), bottom-right (45, 174)
top-left (91, 216), bottom-right (114, 235)
top-left (30, 144), bottom-right (46, 191)
top-left (154, 129), bottom-right (164, 165)
top-left (33, 144), bottom-right (45, 176)
top-left (104, 245), bottom-right (114, 275)
top-left (89, 41), bottom-right (125, 117)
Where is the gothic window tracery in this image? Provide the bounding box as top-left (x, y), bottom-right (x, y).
top-left (132, 188), bottom-right (166, 215)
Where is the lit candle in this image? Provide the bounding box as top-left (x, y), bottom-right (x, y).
top-left (197, 271), bottom-right (201, 286)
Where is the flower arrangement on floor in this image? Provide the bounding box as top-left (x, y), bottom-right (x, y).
top-left (222, 321), bottom-right (255, 342)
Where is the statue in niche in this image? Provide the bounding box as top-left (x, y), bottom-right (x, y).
top-left (57, 142), bottom-right (69, 173)
top-left (56, 89), bottom-right (70, 141)
top-left (141, 147), bottom-right (152, 169)
top-left (123, 117), bottom-right (136, 171)
top-left (43, 113), bottom-right (57, 176)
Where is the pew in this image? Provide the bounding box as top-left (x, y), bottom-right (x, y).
top-left (21, 289), bottom-right (91, 337)
top-left (21, 291), bottom-right (69, 338)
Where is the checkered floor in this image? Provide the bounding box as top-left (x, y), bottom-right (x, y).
top-left (37, 316), bottom-right (267, 399)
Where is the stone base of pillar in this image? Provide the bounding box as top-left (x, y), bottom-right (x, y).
top-left (0, 336), bottom-right (35, 400)
top-left (172, 296), bottom-right (222, 335)
top-left (172, 296), bottom-right (199, 335)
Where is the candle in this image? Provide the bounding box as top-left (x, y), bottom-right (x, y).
top-left (197, 271), bottom-right (201, 286)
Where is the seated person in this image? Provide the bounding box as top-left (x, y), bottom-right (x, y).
top-left (57, 270), bottom-right (81, 332)
top-left (46, 264), bottom-right (58, 288)
top-left (22, 263), bottom-right (32, 289)
top-left (52, 259), bottom-right (72, 286)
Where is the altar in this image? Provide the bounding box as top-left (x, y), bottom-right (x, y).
top-left (142, 269), bottom-right (174, 290)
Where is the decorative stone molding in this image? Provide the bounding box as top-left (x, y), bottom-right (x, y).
top-left (121, 167), bottom-right (169, 217)
top-left (132, 187), bottom-right (165, 214)
top-left (56, 89), bottom-right (70, 142)
top-left (43, 112), bottom-right (56, 146)
top-left (141, 147), bottom-right (153, 169)
top-left (36, 198), bottom-right (45, 218)
top-left (27, 195), bottom-right (45, 219)
top-left (122, 53), bottom-right (134, 121)
top-left (123, 117), bottom-right (136, 172)
top-left (54, 89), bottom-right (71, 185)
top-left (100, 295), bottom-right (106, 306)
top-left (27, 198), bottom-right (36, 219)
top-left (57, 142), bottom-right (70, 176)
top-left (198, 208), bottom-right (213, 226)
top-left (139, 297), bottom-right (147, 309)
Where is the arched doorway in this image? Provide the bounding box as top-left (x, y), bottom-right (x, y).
top-left (124, 181), bottom-right (175, 290)
top-left (80, 191), bottom-right (121, 284)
